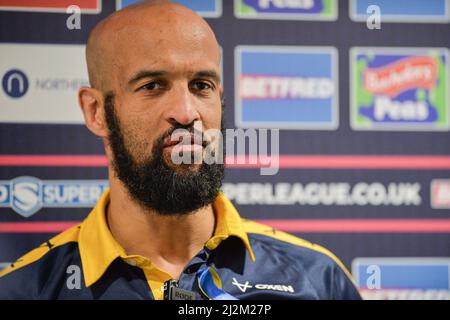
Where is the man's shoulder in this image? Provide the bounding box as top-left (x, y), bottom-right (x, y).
top-left (242, 219), bottom-right (362, 299)
top-left (242, 219), bottom-right (354, 279)
top-left (242, 218), bottom-right (341, 263)
top-left (0, 224), bottom-right (81, 299)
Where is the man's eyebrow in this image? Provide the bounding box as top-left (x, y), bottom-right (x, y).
top-left (128, 70), bottom-right (168, 86)
top-left (128, 69), bottom-right (221, 86)
top-left (193, 70), bottom-right (221, 84)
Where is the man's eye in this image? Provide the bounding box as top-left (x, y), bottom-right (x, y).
top-left (191, 81), bottom-right (213, 91)
top-left (140, 81), bottom-right (162, 91)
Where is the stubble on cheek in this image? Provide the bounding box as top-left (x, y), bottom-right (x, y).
top-left (120, 124), bottom-right (154, 165)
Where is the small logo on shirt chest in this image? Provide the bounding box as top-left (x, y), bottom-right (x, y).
top-left (231, 277), bottom-right (295, 293)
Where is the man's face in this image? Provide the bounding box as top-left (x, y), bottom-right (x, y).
top-left (102, 14), bottom-right (224, 214)
top-left (109, 16), bottom-right (223, 166)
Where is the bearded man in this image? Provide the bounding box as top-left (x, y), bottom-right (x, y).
top-left (0, 1), bottom-right (361, 300)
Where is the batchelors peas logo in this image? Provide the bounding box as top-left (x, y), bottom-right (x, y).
top-left (0, 176), bottom-right (109, 218)
top-left (2, 69), bottom-right (29, 98)
top-left (235, 0), bottom-right (337, 20)
top-left (351, 47), bottom-right (450, 131)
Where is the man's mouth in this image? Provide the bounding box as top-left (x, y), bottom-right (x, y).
top-left (163, 132), bottom-right (204, 153)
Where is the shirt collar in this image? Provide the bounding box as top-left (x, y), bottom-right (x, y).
top-left (205, 192), bottom-right (255, 262)
top-left (79, 189), bottom-right (255, 288)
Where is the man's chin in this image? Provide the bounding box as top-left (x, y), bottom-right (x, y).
top-left (163, 149), bottom-right (205, 172)
top-left (171, 163), bottom-right (202, 174)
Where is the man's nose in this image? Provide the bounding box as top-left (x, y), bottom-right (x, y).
top-left (164, 85), bottom-right (200, 126)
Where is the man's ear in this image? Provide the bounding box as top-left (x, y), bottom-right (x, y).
top-left (78, 86), bottom-right (108, 138)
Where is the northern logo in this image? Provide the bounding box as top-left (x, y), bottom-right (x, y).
top-left (235, 0), bottom-right (337, 20)
top-left (235, 46), bottom-right (338, 130)
top-left (2, 69), bottom-right (28, 98)
top-left (350, 47), bottom-right (449, 131)
top-left (0, 176), bottom-right (108, 217)
top-left (0, 43), bottom-right (89, 124)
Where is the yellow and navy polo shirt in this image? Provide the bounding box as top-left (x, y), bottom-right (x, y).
top-left (0, 190), bottom-right (361, 300)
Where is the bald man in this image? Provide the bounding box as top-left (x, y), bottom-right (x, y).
top-left (0, 1), bottom-right (361, 300)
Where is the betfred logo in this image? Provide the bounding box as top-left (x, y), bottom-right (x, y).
top-left (352, 258), bottom-right (450, 300)
top-left (0, 0), bottom-right (101, 13)
top-left (235, 46), bottom-right (338, 130)
top-left (350, 47), bottom-right (450, 131)
top-left (240, 75), bottom-right (333, 100)
top-left (0, 176), bottom-right (108, 217)
top-left (431, 179), bottom-right (450, 209)
top-left (117, 0), bottom-right (222, 18)
top-left (235, 0), bottom-right (337, 20)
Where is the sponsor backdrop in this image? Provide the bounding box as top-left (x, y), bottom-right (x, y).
top-left (0, 0), bottom-right (449, 299)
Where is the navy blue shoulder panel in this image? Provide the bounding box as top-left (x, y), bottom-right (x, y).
top-left (246, 232), bottom-right (362, 300)
top-left (0, 242), bottom-right (80, 299)
top-left (0, 243), bottom-right (153, 300)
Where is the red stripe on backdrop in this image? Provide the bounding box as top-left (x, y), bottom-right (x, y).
top-left (0, 155), bottom-right (108, 167)
top-left (256, 219), bottom-right (450, 233)
top-left (1, 219), bottom-right (450, 233)
top-left (227, 155), bottom-right (450, 169)
top-left (1, 155), bottom-right (450, 169)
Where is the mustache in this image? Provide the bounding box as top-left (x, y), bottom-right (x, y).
top-left (158, 123), bottom-right (208, 149)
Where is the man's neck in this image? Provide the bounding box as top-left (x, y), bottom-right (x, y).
top-left (106, 176), bottom-right (216, 279)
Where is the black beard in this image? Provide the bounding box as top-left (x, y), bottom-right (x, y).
top-left (104, 92), bottom-right (225, 216)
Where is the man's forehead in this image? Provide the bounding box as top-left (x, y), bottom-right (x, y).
top-left (86, 1), bottom-right (220, 89)
top-left (97, 2), bottom-right (205, 32)
top-left (116, 27), bottom-right (220, 61)
top-left (95, 2), bottom-right (219, 55)
top-left (117, 37), bottom-right (221, 85)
